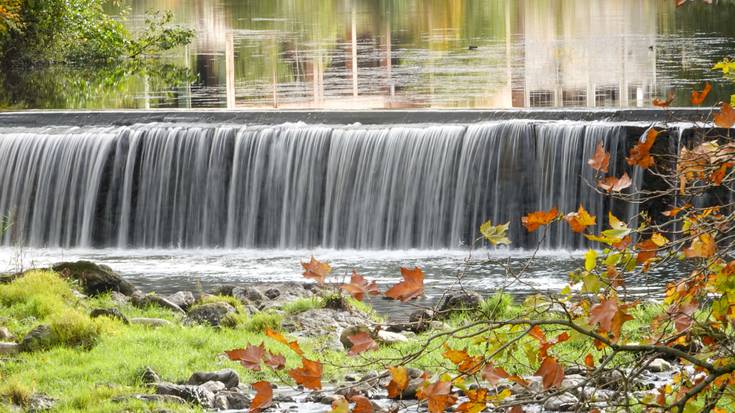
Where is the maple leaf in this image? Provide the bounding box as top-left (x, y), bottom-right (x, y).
top-left (265, 351), bottom-right (286, 370)
top-left (351, 395), bottom-right (374, 413)
top-left (331, 397), bottom-right (350, 413)
top-left (480, 220), bottom-right (511, 246)
top-left (564, 204), bottom-right (596, 233)
top-left (539, 332), bottom-right (570, 358)
top-left (386, 366), bottom-right (409, 399)
top-left (347, 332), bottom-right (378, 356)
top-left (715, 103), bottom-right (735, 128)
top-left (684, 233), bottom-right (717, 258)
top-left (691, 82), bottom-right (712, 105)
top-left (588, 297), bottom-right (635, 341)
top-left (250, 381), bottom-right (273, 413)
top-left (509, 407), bottom-right (525, 413)
top-left (226, 343), bottom-right (266, 371)
top-left (652, 91), bottom-right (675, 107)
top-left (627, 128), bottom-right (660, 169)
top-left (442, 345), bottom-right (482, 374)
top-left (528, 325), bottom-right (546, 342)
top-left (456, 388), bottom-right (489, 413)
top-left (384, 267), bottom-right (424, 302)
top-left (341, 271), bottom-right (380, 301)
top-left (288, 358), bottom-right (322, 390)
top-left (584, 354), bottom-right (595, 368)
top-left (598, 172), bottom-right (632, 193)
top-left (710, 162), bottom-right (733, 185)
top-left (635, 238), bottom-right (659, 265)
top-left (301, 256), bottom-right (332, 284)
top-left (588, 141), bottom-right (610, 173)
top-left (669, 301), bottom-right (699, 332)
top-left (417, 380), bottom-right (457, 413)
top-left (535, 356), bottom-right (565, 389)
top-left (265, 328), bottom-right (304, 356)
top-left (482, 363), bottom-right (509, 385)
top-left (521, 208), bottom-right (559, 232)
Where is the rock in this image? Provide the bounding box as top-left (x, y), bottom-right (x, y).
top-left (319, 395), bottom-right (339, 404)
top-left (213, 390), bottom-right (250, 411)
top-left (154, 382), bottom-right (215, 408)
top-left (186, 302), bottom-right (236, 327)
top-left (113, 394), bottom-right (186, 404)
top-left (340, 326), bottom-right (373, 350)
top-left (188, 369), bottom-right (240, 388)
top-left (595, 369), bottom-right (626, 390)
top-left (110, 291), bottom-right (130, 306)
top-left (376, 330), bottom-right (408, 345)
top-left (132, 292), bottom-right (186, 314)
top-left (543, 393), bottom-right (579, 411)
top-left (20, 325), bottom-right (53, 352)
top-left (0, 342), bottom-right (19, 354)
top-left (232, 286), bottom-right (266, 304)
top-left (344, 373), bottom-right (359, 382)
top-left (199, 380), bottom-right (226, 394)
top-left (400, 378), bottom-right (424, 400)
top-left (407, 309), bottom-right (435, 332)
top-left (646, 358), bottom-right (672, 373)
top-left (264, 288), bottom-right (281, 299)
top-left (166, 291), bottom-right (196, 310)
top-left (436, 291), bottom-right (482, 317)
top-left (284, 308), bottom-right (374, 339)
top-left (129, 318), bottom-right (172, 328)
top-left (28, 394), bottom-right (56, 412)
top-left (51, 261), bottom-right (135, 296)
top-left (561, 374), bottom-right (585, 389)
top-left (90, 308), bottom-right (129, 324)
top-left (0, 326), bottom-right (14, 340)
top-left (141, 367), bottom-right (161, 384)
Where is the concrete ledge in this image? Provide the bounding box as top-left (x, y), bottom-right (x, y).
top-left (0, 108), bottom-right (715, 127)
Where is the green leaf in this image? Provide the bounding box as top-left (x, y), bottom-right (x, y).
top-left (480, 220), bottom-right (511, 246)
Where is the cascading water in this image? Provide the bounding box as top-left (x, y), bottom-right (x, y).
top-left (0, 121), bottom-right (637, 250)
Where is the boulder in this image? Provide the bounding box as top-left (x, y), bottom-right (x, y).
top-left (52, 261), bottom-right (135, 296)
top-left (199, 380), bottom-right (226, 394)
top-left (407, 309), bottom-right (435, 332)
top-left (132, 292), bottom-right (185, 314)
top-left (0, 326), bottom-right (14, 340)
top-left (232, 286), bottom-right (266, 304)
top-left (166, 291), bottom-right (196, 310)
top-left (110, 291), bottom-right (130, 306)
top-left (113, 394), bottom-right (186, 405)
top-left (213, 390), bottom-right (250, 410)
top-left (187, 369), bottom-right (240, 388)
top-left (20, 325), bottom-right (53, 352)
top-left (28, 394), bottom-right (56, 412)
top-left (154, 382), bottom-right (215, 408)
top-left (376, 330), bottom-right (408, 345)
top-left (129, 318), bottom-right (172, 328)
top-left (0, 342), bottom-right (19, 354)
top-left (264, 288), bottom-right (281, 299)
top-left (544, 393), bottom-right (579, 411)
top-left (284, 308), bottom-right (374, 339)
top-left (141, 367), bottom-right (161, 384)
top-left (436, 291), bottom-right (482, 317)
top-left (90, 308), bottom-right (129, 324)
top-left (646, 358), bottom-right (672, 373)
top-left (186, 302), bottom-right (236, 327)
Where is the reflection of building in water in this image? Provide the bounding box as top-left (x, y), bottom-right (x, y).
top-left (513, 0), bottom-right (657, 108)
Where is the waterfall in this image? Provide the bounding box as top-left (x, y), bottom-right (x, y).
top-left (0, 121), bottom-right (637, 250)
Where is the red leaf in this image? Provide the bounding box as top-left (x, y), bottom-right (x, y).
top-left (384, 267), bottom-right (424, 302)
top-left (715, 103), bottom-right (735, 128)
top-left (302, 256), bottom-right (332, 284)
top-left (288, 358), bottom-right (323, 390)
top-left (534, 356), bottom-right (565, 389)
top-left (347, 332), bottom-right (378, 356)
top-left (521, 208), bottom-right (559, 232)
top-left (341, 271), bottom-right (381, 301)
top-left (482, 363), bottom-right (510, 385)
top-left (226, 343), bottom-right (266, 371)
top-left (636, 238), bottom-right (659, 265)
top-left (598, 172), bottom-right (632, 193)
top-left (351, 395), bottom-right (374, 413)
top-left (588, 141), bottom-right (610, 173)
top-left (386, 366), bottom-right (409, 399)
top-left (690, 82), bottom-right (712, 106)
top-left (652, 91), bottom-right (675, 107)
top-left (265, 351), bottom-right (286, 370)
top-left (250, 381), bottom-right (273, 413)
top-left (588, 297), bottom-right (635, 341)
top-left (627, 128), bottom-right (660, 169)
top-left (584, 353), bottom-right (595, 368)
top-left (528, 325), bottom-right (546, 342)
top-left (417, 380), bottom-right (457, 413)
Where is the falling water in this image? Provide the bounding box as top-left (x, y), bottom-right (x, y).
top-left (0, 121), bottom-right (638, 250)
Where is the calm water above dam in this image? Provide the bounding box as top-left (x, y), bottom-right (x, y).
top-left (2, 0), bottom-right (735, 109)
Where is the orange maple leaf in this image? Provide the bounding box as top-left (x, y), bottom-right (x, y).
top-left (417, 380), bottom-right (457, 413)
top-left (598, 172), bottom-right (632, 192)
top-left (301, 256), bottom-right (332, 284)
top-left (265, 351), bottom-right (286, 370)
top-left (226, 343), bottom-right (266, 371)
top-left (521, 208), bottom-right (559, 232)
top-left (588, 297), bottom-right (635, 341)
top-left (535, 356), bottom-right (565, 389)
top-left (347, 332), bottom-right (378, 356)
top-left (691, 82), bottom-right (712, 105)
top-left (384, 267), bottom-right (424, 302)
top-left (288, 358), bottom-right (323, 390)
top-left (584, 353), bottom-right (595, 368)
top-left (588, 141), bottom-right (610, 173)
top-left (456, 388), bottom-right (489, 413)
top-left (652, 91), bottom-right (675, 107)
top-left (250, 381), bottom-right (273, 413)
top-left (341, 271), bottom-right (380, 301)
top-left (684, 233), bottom-right (717, 258)
top-left (714, 103), bottom-right (735, 128)
top-left (627, 128), bottom-right (660, 169)
top-left (386, 366), bottom-right (409, 399)
top-left (265, 328), bottom-right (304, 356)
top-left (635, 238), bottom-right (659, 265)
top-left (564, 204), bottom-right (596, 233)
top-left (481, 363), bottom-right (509, 385)
top-left (442, 345), bottom-right (483, 374)
top-left (350, 395), bottom-right (374, 413)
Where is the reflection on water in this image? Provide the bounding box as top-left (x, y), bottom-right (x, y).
top-left (3, 0), bottom-right (734, 110)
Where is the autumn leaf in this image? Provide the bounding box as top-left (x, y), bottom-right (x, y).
top-left (534, 356), bottom-right (565, 389)
top-left (341, 271), bottom-right (380, 301)
top-left (691, 82), bottom-right (712, 105)
top-left (347, 332), bottom-right (378, 356)
top-left (482, 363), bottom-right (510, 385)
top-left (584, 354), bottom-right (595, 368)
top-left (288, 358), bottom-right (323, 390)
top-left (386, 366), bottom-right (409, 399)
top-left (417, 380), bottom-right (457, 413)
top-left (442, 345), bottom-right (482, 374)
top-left (669, 301), bottom-right (699, 332)
top-left (684, 233), bottom-right (717, 258)
top-left (456, 388), bottom-right (489, 413)
top-left (711, 162), bottom-right (733, 185)
top-left (265, 328), bottom-right (304, 356)
top-left (714, 103), bottom-right (735, 128)
top-left (265, 351), bottom-right (286, 370)
top-left (509, 407), bottom-right (525, 413)
top-left (588, 141), bottom-right (610, 173)
top-left (226, 343), bottom-right (266, 371)
top-left (384, 267), bottom-right (424, 302)
top-left (598, 172), bottom-right (632, 193)
top-left (652, 91), bottom-right (675, 107)
top-left (351, 395), bottom-right (374, 413)
top-left (528, 325), bottom-right (546, 342)
top-left (480, 220), bottom-right (511, 246)
top-left (588, 297), bottom-right (635, 341)
top-left (564, 204), bottom-right (596, 233)
top-left (627, 128), bottom-right (660, 169)
top-left (250, 381), bottom-right (273, 413)
top-left (302, 256), bottom-right (332, 284)
top-left (331, 397), bottom-right (350, 413)
top-left (635, 238), bottom-right (659, 265)
top-left (521, 208), bottom-right (559, 232)
top-left (662, 204), bottom-right (689, 217)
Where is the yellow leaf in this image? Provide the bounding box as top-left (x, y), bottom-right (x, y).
top-left (479, 220), bottom-right (511, 246)
top-left (584, 249), bottom-right (598, 271)
top-left (651, 233), bottom-right (669, 247)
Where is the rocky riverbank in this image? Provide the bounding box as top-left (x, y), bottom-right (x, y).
top-left (0, 261), bottom-right (682, 412)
